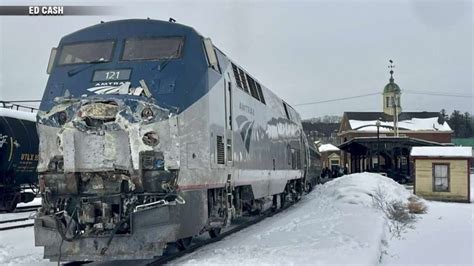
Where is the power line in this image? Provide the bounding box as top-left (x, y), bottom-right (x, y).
top-left (293, 93), bottom-right (380, 107)
top-left (293, 89), bottom-right (473, 107)
top-left (403, 90), bottom-right (473, 98)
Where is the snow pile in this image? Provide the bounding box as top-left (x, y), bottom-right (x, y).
top-left (177, 173), bottom-right (413, 265)
top-left (349, 117), bottom-right (451, 132)
top-left (322, 172), bottom-right (412, 207)
top-left (317, 143), bottom-right (340, 152)
top-left (411, 146), bottom-right (472, 157)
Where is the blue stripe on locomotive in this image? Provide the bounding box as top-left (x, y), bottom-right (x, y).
top-left (40, 19), bottom-right (219, 114)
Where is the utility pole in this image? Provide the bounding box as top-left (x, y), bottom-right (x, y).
top-left (376, 119), bottom-right (381, 172)
top-left (392, 95), bottom-right (399, 137)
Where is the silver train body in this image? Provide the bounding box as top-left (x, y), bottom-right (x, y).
top-left (34, 19), bottom-right (311, 261)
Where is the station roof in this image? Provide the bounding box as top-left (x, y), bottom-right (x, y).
top-left (318, 143), bottom-right (340, 152)
top-left (342, 112), bottom-right (451, 133)
top-left (338, 136), bottom-right (447, 155)
top-left (411, 146), bottom-right (472, 158)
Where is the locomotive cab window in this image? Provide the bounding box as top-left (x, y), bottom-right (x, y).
top-left (58, 41), bottom-right (115, 65)
top-left (121, 37), bottom-right (184, 61)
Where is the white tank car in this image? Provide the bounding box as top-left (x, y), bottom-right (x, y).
top-left (34, 19), bottom-right (311, 262)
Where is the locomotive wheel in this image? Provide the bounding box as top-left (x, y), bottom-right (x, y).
top-left (280, 193), bottom-right (286, 208)
top-left (4, 196), bottom-right (19, 212)
top-left (176, 237), bottom-right (193, 251)
top-left (3, 202), bottom-right (17, 212)
top-left (209, 227), bottom-right (222, 238)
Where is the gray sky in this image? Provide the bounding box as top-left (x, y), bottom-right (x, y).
top-left (0, 0), bottom-right (472, 119)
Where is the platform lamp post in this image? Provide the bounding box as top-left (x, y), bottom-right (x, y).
top-left (376, 119), bottom-right (381, 172)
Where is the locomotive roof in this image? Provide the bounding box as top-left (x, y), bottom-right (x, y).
top-left (60, 19), bottom-right (200, 44)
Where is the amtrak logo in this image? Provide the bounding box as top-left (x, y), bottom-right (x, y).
top-left (236, 115), bottom-right (254, 153)
top-left (87, 82), bottom-right (130, 95)
top-left (87, 86), bottom-right (123, 95)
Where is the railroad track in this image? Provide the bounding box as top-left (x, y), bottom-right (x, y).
top-left (15, 205), bottom-right (41, 213)
top-left (0, 217), bottom-right (34, 231)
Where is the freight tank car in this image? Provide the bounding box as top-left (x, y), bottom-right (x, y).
top-left (0, 107), bottom-right (38, 211)
top-left (34, 19), bottom-right (311, 262)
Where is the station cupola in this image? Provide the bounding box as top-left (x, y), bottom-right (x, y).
top-left (383, 60), bottom-right (402, 116)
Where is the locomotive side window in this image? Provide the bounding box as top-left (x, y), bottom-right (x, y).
top-left (231, 63), bottom-right (266, 104)
top-left (238, 68), bottom-right (249, 93)
top-left (121, 37), bottom-right (184, 61)
top-left (283, 102), bottom-right (290, 120)
top-left (256, 83), bottom-right (266, 104)
top-left (58, 41), bottom-right (114, 65)
top-left (245, 74), bottom-right (260, 101)
top-left (232, 63), bottom-right (242, 88)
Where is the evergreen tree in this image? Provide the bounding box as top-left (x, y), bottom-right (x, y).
top-left (449, 110), bottom-right (464, 138)
top-left (463, 112), bottom-right (472, 138)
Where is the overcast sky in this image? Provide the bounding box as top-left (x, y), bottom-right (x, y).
top-left (0, 0), bottom-right (472, 119)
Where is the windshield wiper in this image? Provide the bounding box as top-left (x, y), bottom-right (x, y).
top-left (157, 56), bottom-right (175, 72)
top-left (67, 59), bottom-right (108, 77)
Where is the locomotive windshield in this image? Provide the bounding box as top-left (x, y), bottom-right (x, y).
top-left (121, 37), bottom-right (184, 61)
top-left (58, 41), bottom-right (115, 65)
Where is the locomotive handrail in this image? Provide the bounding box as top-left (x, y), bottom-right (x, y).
top-left (0, 100), bottom-right (39, 113)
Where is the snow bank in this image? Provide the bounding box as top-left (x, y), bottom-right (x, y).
top-left (322, 172), bottom-right (413, 207)
top-left (177, 173), bottom-right (413, 265)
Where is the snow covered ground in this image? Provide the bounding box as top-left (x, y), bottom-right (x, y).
top-left (0, 173), bottom-right (472, 265)
top-left (175, 172), bottom-right (413, 265)
top-left (383, 175), bottom-right (474, 265)
top-left (0, 197), bottom-right (50, 266)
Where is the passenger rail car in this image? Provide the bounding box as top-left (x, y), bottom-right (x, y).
top-left (0, 107), bottom-right (38, 211)
top-left (34, 19), bottom-right (311, 261)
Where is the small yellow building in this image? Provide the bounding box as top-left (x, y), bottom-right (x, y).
top-left (411, 146), bottom-right (472, 202)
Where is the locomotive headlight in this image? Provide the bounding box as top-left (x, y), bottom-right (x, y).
top-left (57, 111), bottom-right (68, 125)
top-left (142, 131), bottom-right (159, 146)
top-left (141, 107), bottom-right (154, 120)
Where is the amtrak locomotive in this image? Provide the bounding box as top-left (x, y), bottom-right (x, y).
top-left (34, 19), bottom-right (313, 261)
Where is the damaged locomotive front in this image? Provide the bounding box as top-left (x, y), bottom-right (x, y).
top-left (36, 96), bottom-right (184, 253)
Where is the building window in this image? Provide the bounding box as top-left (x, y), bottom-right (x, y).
top-left (385, 96), bottom-right (390, 108)
top-left (433, 163), bottom-right (449, 192)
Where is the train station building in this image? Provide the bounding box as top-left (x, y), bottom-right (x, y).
top-left (337, 68), bottom-right (453, 181)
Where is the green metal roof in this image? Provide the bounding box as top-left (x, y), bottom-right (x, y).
top-left (384, 77), bottom-right (401, 93)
